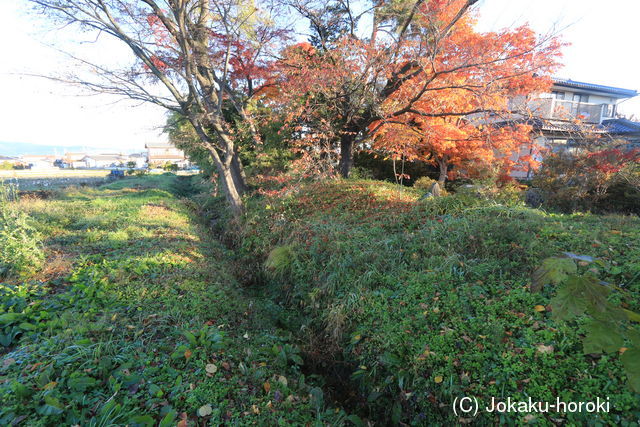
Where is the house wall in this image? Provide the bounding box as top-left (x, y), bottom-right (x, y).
top-left (148, 147), bottom-right (184, 158)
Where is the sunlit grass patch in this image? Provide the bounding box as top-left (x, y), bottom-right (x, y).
top-left (0, 175), bottom-right (342, 426)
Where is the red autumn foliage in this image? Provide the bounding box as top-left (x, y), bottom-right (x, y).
top-left (274, 0), bottom-right (563, 179)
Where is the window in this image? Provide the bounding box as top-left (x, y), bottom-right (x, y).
top-left (572, 93), bottom-right (589, 103)
top-left (601, 103), bottom-right (615, 118)
top-left (551, 91), bottom-right (565, 100)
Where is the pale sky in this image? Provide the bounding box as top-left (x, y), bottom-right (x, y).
top-left (1, 0), bottom-right (639, 151)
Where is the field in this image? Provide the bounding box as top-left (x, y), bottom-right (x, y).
top-left (1, 175), bottom-right (639, 425)
top-left (0, 170), bottom-right (199, 191)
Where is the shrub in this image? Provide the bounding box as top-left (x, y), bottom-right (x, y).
top-left (0, 184), bottom-right (44, 278)
top-left (413, 176), bottom-right (437, 192)
top-left (264, 245), bottom-right (296, 278)
top-left (533, 145), bottom-right (640, 213)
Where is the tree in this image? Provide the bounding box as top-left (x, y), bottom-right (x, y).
top-left (533, 140), bottom-right (640, 212)
top-left (277, 0), bottom-right (562, 178)
top-left (29, 0), bottom-right (286, 215)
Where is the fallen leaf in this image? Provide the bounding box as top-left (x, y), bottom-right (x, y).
top-left (251, 404), bottom-right (260, 414)
top-left (205, 364), bottom-right (217, 374)
top-left (43, 381), bottom-right (57, 390)
top-left (434, 376), bottom-right (443, 383)
top-left (534, 305), bottom-right (546, 312)
top-left (277, 375), bottom-right (288, 387)
top-left (198, 404), bottom-right (213, 417)
top-left (184, 349), bottom-right (193, 359)
top-left (263, 382), bottom-right (271, 393)
top-left (536, 344), bottom-right (554, 354)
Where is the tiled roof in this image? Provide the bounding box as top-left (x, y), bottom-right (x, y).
top-left (148, 155), bottom-right (186, 160)
top-left (496, 117), bottom-right (608, 133)
top-left (602, 118), bottom-right (640, 134)
top-left (145, 143), bottom-right (175, 148)
top-left (83, 155), bottom-right (126, 161)
top-left (552, 78), bottom-right (638, 98)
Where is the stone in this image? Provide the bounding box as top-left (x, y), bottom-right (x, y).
top-left (430, 182), bottom-right (442, 197)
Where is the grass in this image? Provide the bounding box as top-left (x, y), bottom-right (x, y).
top-left (3, 175), bottom-right (639, 425)
top-left (0, 175), bottom-right (349, 425)
top-left (235, 179), bottom-right (640, 425)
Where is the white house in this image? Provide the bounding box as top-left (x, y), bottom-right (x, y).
top-left (145, 143), bottom-right (189, 167)
top-left (505, 78), bottom-right (640, 178)
top-left (81, 154), bottom-right (127, 169)
top-left (20, 155), bottom-right (57, 169)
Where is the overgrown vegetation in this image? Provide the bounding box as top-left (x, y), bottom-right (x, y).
top-left (230, 179), bottom-right (640, 425)
top-left (0, 183), bottom-right (44, 279)
top-left (533, 146), bottom-right (640, 214)
top-left (0, 175), bottom-right (351, 425)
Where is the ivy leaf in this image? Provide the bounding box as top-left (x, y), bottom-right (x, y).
top-left (582, 321), bottom-right (624, 354)
top-left (621, 348), bottom-right (640, 392)
top-left (531, 257), bottom-right (577, 292)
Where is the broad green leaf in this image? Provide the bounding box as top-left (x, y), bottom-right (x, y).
top-left (624, 309), bottom-right (640, 323)
top-left (621, 349), bottom-right (640, 392)
top-left (38, 396), bottom-right (64, 416)
top-left (627, 329), bottom-right (640, 346)
top-left (67, 375), bottom-right (97, 392)
top-left (11, 381), bottom-right (33, 399)
top-left (347, 414), bottom-right (365, 426)
top-left (379, 352), bottom-right (401, 367)
top-left (0, 313), bottom-right (22, 325)
top-left (129, 415), bottom-right (155, 427)
top-left (184, 331), bottom-right (197, 347)
top-left (550, 277), bottom-right (587, 320)
top-left (158, 410), bottom-right (176, 427)
top-left (531, 257), bottom-right (577, 292)
top-left (582, 321), bottom-right (623, 354)
top-left (149, 383), bottom-right (163, 398)
top-left (18, 322), bottom-right (37, 331)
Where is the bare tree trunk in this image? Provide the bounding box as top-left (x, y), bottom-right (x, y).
top-left (339, 132), bottom-right (356, 178)
top-left (220, 165), bottom-right (244, 216)
top-left (437, 158), bottom-right (448, 186)
top-left (231, 152), bottom-right (248, 194)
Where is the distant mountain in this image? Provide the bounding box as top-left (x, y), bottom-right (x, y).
top-left (0, 142), bottom-right (133, 157)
